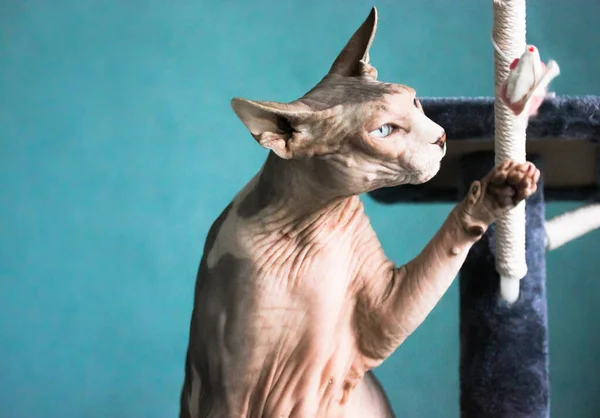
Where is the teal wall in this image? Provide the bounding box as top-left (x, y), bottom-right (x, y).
top-left (1, 1), bottom-right (599, 417)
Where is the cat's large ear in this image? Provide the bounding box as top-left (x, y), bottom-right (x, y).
top-left (328, 7), bottom-right (378, 79)
top-left (231, 98), bottom-right (338, 159)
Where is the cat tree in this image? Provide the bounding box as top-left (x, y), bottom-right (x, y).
top-left (369, 1), bottom-right (600, 416)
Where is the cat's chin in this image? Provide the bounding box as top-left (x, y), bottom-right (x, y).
top-left (408, 162), bottom-right (441, 185)
top-left (361, 161), bottom-right (441, 191)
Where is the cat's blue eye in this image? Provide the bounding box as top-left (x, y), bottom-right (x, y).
top-left (369, 124), bottom-right (394, 138)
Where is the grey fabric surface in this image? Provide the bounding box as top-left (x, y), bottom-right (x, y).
top-left (418, 95), bottom-right (600, 142)
top-left (458, 152), bottom-right (549, 418)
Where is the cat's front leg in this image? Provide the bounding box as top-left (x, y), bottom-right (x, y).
top-left (355, 161), bottom-right (540, 363)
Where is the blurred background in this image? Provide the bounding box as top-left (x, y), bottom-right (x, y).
top-left (1, 0), bottom-right (599, 417)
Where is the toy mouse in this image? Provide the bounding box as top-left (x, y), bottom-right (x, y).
top-left (497, 44), bottom-right (560, 117)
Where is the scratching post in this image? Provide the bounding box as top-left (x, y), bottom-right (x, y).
top-left (492, 0), bottom-right (528, 303)
top-left (368, 95), bottom-right (600, 416)
top-left (458, 152), bottom-right (549, 417)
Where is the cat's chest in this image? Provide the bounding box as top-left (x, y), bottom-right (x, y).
top-left (252, 227), bottom-right (360, 294)
top-left (210, 210), bottom-right (360, 281)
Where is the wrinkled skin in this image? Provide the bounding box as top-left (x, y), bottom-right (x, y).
top-left (179, 7), bottom-right (540, 418)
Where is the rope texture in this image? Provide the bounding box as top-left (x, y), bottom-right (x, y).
top-left (493, 0), bottom-right (529, 282)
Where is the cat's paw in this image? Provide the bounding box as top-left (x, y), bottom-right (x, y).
top-left (458, 161), bottom-right (540, 236)
top-left (487, 160), bottom-right (539, 207)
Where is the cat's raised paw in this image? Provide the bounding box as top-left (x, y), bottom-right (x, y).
top-left (460, 160), bottom-right (540, 228)
top-left (487, 160), bottom-right (539, 208)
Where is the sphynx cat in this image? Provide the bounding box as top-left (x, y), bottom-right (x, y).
top-left (179, 7), bottom-right (540, 418)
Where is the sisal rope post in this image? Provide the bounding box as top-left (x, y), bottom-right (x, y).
top-left (493, 0), bottom-right (529, 303)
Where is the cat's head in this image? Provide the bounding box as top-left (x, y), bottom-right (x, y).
top-left (231, 7), bottom-right (446, 194)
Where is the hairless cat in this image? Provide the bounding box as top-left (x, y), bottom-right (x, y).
top-left (179, 7), bottom-right (540, 418)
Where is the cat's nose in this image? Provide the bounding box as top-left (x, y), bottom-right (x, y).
top-left (433, 131), bottom-right (446, 147)
top-left (438, 131), bottom-right (446, 144)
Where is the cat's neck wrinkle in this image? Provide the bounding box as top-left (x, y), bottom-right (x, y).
top-left (249, 152), bottom-right (362, 236)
